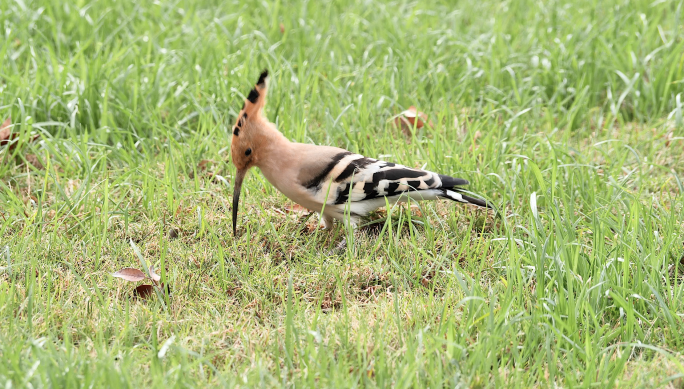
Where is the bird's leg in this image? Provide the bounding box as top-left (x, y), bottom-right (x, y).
top-left (320, 213), bottom-right (335, 230)
top-left (335, 216), bottom-right (362, 252)
top-left (342, 215), bottom-right (360, 231)
top-left (327, 215), bottom-right (360, 255)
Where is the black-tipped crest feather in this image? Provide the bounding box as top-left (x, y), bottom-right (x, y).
top-left (246, 89), bottom-right (260, 103)
top-left (257, 69), bottom-right (268, 86)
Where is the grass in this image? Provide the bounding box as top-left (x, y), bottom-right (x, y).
top-left (1, 0), bottom-right (684, 386)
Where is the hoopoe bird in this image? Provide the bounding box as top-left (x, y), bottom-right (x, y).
top-left (231, 70), bottom-right (494, 235)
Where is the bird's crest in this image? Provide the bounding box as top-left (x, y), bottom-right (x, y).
top-left (232, 69), bottom-right (269, 137)
top-left (230, 69), bottom-right (272, 235)
top-left (231, 69), bottom-right (272, 169)
top-left (241, 69), bottom-right (269, 119)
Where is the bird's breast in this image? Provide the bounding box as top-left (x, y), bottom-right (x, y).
top-left (260, 166), bottom-right (325, 213)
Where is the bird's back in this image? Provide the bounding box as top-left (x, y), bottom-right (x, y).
top-left (285, 145), bottom-right (469, 210)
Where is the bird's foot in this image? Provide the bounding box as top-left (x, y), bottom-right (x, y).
top-left (342, 217), bottom-right (360, 231)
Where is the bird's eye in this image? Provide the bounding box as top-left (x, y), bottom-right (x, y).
top-left (245, 148), bottom-right (252, 156)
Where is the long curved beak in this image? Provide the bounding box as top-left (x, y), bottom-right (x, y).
top-left (232, 169), bottom-right (246, 235)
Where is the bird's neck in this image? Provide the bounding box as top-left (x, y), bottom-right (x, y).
top-left (255, 127), bottom-right (297, 185)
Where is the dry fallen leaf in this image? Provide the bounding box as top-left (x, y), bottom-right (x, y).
top-left (0, 117), bottom-right (11, 141)
top-left (24, 195), bottom-right (38, 206)
top-left (402, 106), bottom-right (429, 127)
top-left (410, 203), bottom-right (423, 217)
top-left (197, 159), bottom-right (211, 171)
top-left (24, 154), bottom-right (43, 169)
top-left (133, 284), bottom-right (155, 299)
top-left (394, 106), bottom-right (432, 137)
top-left (113, 268), bottom-right (147, 282)
top-left (0, 117), bottom-right (39, 153)
top-left (283, 203), bottom-right (310, 213)
top-left (0, 117), bottom-right (12, 135)
top-left (149, 265), bottom-right (161, 282)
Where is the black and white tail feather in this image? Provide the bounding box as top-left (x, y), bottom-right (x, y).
top-left (303, 151), bottom-right (495, 224)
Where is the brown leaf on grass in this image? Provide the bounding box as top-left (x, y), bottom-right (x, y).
top-left (394, 106), bottom-right (432, 137)
top-left (23, 195), bottom-right (38, 206)
top-left (0, 117), bottom-right (11, 141)
top-left (24, 154), bottom-right (43, 169)
top-left (0, 117), bottom-right (39, 153)
top-left (197, 159), bottom-right (211, 171)
top-left (402, 106), bottom-right (429, 127)
top-left (282, 203), bottom-right (310, 213)
top-left (149, 265), bottom-right (161, 282)
top-left (409, 203), bottom-right (423, 217)
top-left (113, 268), bottom-right (146, 282)
top-left (421, 268), bottom-right (436, 287)
top-left (188, 160), bottom-right (211, 178)
top-left (133, 284), bottom-right (155, 299)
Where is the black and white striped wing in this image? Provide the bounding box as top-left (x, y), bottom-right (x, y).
top-left (302, 152), bottom-right (468, 206)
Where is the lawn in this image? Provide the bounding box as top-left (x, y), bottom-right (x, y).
top-left (1, 0), bottom-right (684, 387)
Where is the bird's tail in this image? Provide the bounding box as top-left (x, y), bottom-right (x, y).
top-left (440, 188), bottom-right (497, 212)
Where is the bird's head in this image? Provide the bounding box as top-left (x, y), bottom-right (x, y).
top-left (230, 69), bottom-right (274, 235)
